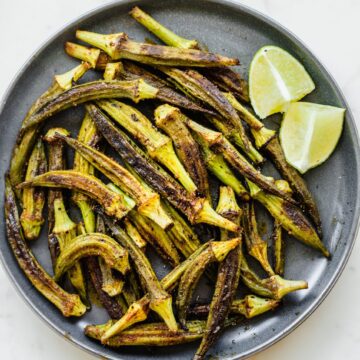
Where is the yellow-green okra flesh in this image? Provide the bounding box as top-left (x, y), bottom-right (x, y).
top-left (20, 139), bottom-right (47, 240)
top-left (9, 63), bottom-right (90, 198)
top-left (76, 30), bottom-right (239, 67)
top-left (4, 176), bottom-right (86, 317)
top-left (97, 99), bottom-right (198, 194)
top-left (273, 220), bottom-right (285, 276)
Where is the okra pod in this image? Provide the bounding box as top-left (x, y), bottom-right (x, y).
top-left (44, 128), bottom-right (70, 265)
top-left (189, 295), bottom-right (280, 319)
top-left (97, 99), bottom-right (198, 193)
top-left (9, 62), bottom-right (90, 197)
top-left (240, 255), bottom-right (307, 299)
top-left (86, 256), bottom-right (124, 319)
top-left (20, 139), bottom-right (47, 240)
top-left (54, 233), bottom-right (129, 280)
top-left (21, 79), bottom-right (158, 131)
top-left (56, 133), bottom-right (173, 229)
top-left (87, 104), bottom-right (239, 232)
top-left (265, 137), bottom-right (322, 237)
top-left (100, 243), bottom-right (208, 339)
top-left (184, 118), bottom-right (294, 203)
top-left (72, 112), bottom-right (101, 233)
top-left (192, 133), bottom-right (249, 200)
top-left (243, 202), bottom-right (274, 276)
top-left (195, 245), bottom-right (241, 359)
top-left (156, 66), bottom-right (251, 151)
top-left (162, 200), bottom-right (201, 258)
top-left (118, 60), bottom-right (215, 114)
top-left (194, 186), bottom-right (242, 359)
top-left (18, 170), bottom-right (134, 220)
top-left (155, 104), bottom-right (210, 199)
top-left (247, 180), bottom-right (329, 257)
top-left (76, 30), bottom-right (239, 67)
top-left (123, 218), bottom-right (147, 250)
top-left (104, 216), bottom-right (178, 331)
top-left (273, 219), bottom-right (285, 276)
top-left (176, 238), bottom-right (241, 328)
top-left (128, 211), bottom-right (180, 267)
top-left (129, 6), bottom-right (249, 101)
top-left (4, 176), bottom-right (86, 317)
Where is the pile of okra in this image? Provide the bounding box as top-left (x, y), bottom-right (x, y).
top-left (4, 7), bottom-right (329, 359)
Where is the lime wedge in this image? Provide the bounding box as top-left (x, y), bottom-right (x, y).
top-left (249, 46), bottom-right (315, 119)
top-left (279, 102), bottom-right (345, 173)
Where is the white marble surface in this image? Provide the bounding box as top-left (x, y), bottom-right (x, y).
top-left (1, 0), bottom-right (359, 359)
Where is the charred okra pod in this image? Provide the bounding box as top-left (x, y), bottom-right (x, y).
top-left (100, 243), bottom-right (208, 339)
top-left (76, 30), bottom-right (239, 67)
top-left (72, 112), bottom-right (101, 233)
top-left (192, 132), bottom-right (249, 200)
top-left (189, 295), bottom-right (280, 319)
top-left (44, 128), bottom-right (70, 266)
top-left (265, 137), bottom-right (322, 237)
top-left (4, 176), bottom-right (86, 317)
top-left (104, 216), bottom-right (178, 331)
top-left (243, 202), bottom-right (274, 276)
top-left (54, 233), bottom-right (129, 280)
top-left (9, 63), bottom-right (90, 196)
top-left (18, 170), bottom-right (134, 220)
top-left (162, 201), bottom-right (201, 258)
top-left (273, 219), bottom-right (285, 276)
top-left (87, 104), bottom-right (239, 232)
top-left (184, 118), bottom-right (294, 203)
top-left (156, 66), bottom-right (251, 151)
top-left (97, 99), bottom-right (198, 193)
top-left (155, 104), bottom-right (210, 199)
top-left (21, 79), bottom-right (158, 131)
top-left (65, 45), bottom-right (215, 114)
top-left (56, 133), bottom-right (173, 229)
top-left (123, 218), bottom-right (147, 250)
top-left (129, 6), bottom-right (249, 102)
top-left (20, 139), bottom-right (47, 240)
top-left (195, 188), bottom-right (242, 360)
top-left (240, 255), bottom-right (307, 299)
top-left (86, 320), bottom-right (207, 347)
top-left (176, 238), bottom-right (241, 328)
top-left (247, 180), bottom-right (329, 257)
top-left (128, 211), bottom-right (180, 267)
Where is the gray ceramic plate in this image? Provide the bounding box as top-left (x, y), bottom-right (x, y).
top-left (0, 0), bottom-right (359, 359)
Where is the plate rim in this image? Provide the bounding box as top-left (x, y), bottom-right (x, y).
top-left (0, 0), bottom-right (359, 359)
